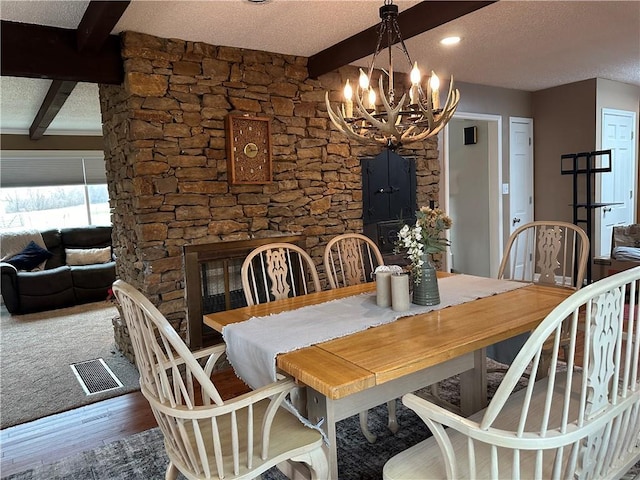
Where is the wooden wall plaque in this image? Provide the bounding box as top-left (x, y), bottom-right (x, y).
top-left (225, 114), bottom-right (272, 184)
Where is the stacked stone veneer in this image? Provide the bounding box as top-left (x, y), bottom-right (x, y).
top-left (100, 31), bottom-right (440, 339)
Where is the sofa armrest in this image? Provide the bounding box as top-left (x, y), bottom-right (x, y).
top-left (0, 262), bottom-right (19, 313)
top-left (1, 261), bottom-right (18, 276)
top-left (593, 256), bottom-right (640, 281)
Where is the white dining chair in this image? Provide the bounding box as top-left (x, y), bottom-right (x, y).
top-left (323, 233), bottom-right (399, 443)
top-left (112, 279), bottom-right (328, 480)
top-left (323, 233), bottom-right (384, 289)
top-left (241, 242), bottom-right (321, 306)
top-left (491, 221), bottom-right (590, 377)
top-left (498, 220), bottom-right (589, 288)
top-left (384, 266), bottom-right (640, 480)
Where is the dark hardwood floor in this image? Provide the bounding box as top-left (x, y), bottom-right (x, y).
top-left (0, 391), bottom-right (155, 477)
top-left (0, 368), bottom-right (249, 477)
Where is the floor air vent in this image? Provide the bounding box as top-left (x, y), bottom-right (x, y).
top-left (70, 358), bottom-right (123, 395)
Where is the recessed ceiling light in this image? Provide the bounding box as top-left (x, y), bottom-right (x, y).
top-left (440, 36), bottom-right (461, 46)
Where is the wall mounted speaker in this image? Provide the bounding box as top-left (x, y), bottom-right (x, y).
top-left (464, 126), bottom-right (478, 145)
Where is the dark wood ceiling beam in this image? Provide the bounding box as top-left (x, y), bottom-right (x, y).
top-left (1, 20), bottom-right (123, 84)
top-left (77, 0), bottom-right (130, 53)
top-left (29, 80), bottom-right (78, 139)
top-left (308, 1), bottom-right (496, 79)
top-left (21, 1), bottom-right (129, 139)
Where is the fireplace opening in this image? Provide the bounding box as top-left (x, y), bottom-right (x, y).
top-left (184, 235), bottom-right (304, 349)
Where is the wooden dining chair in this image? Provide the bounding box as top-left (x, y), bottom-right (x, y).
top-left (323, 233), bottom-right (399, 443)
top-left (323, 233), bottom-right (384, 289)
top-left (111, 279), bottom-right (328, 480)
top-left (498, 220), bottom-right (589, 288)
top-left (492, 221), bottom-right (590, 377)
top-left (241, 242), bottom-right (321, 306)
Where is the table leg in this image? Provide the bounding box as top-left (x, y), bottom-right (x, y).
top-left (302, 353), bottom-right (476, 478)
top-left (459, 348), bottom-right (487, 415)
top-left (305, 388), bottom-right (339, 479)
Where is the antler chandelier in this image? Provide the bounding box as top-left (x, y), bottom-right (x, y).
top-left (325, 0), bottom-right (460, 150)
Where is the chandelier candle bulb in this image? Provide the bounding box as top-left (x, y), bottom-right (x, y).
top-left (410, 62), bottom-right (421, 105)
top-left (359, 68), bottom-right (369, 90)
top-left (368, 87), bottom-right (377, 111)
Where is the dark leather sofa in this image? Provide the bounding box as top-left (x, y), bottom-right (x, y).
top-left (0, 226), bottom-right (115, 315)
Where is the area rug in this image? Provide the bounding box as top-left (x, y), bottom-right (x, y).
top-left (0, 302), bottom-right (140, 429)
top-left (3, 366), bottom-right (639, 480)
top-left (0, 366), bottom-right (520, 480)
top-left (2, 396), bottom-right (430, 480)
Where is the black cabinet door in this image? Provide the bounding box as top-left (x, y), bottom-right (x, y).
top-left (362, 150), bottom-right (416, 225)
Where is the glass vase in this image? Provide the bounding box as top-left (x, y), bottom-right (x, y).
top-left (412, 254), bottom-right (440, 306)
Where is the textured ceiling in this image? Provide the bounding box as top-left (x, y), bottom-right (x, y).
top-left (0, 0), bottom-right (639, 136)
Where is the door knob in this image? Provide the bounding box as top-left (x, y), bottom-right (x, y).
top-left (603, 206), bottom-right (612, 212)
top-left (512, 217), bottom-right (521, 226)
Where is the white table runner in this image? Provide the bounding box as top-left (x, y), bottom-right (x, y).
top-left (223, 274), bottom-right (529, 390)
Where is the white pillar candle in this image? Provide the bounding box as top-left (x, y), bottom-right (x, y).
top-left (391, 273), bottom-right (410, 312)
top-left (376, 271), bottom-right (392, 308)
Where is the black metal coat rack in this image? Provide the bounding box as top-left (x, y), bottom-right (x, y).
top-left (560, 149), bottom-right (617, 283)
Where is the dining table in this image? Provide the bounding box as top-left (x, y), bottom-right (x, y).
top-left (203, 273), bottom-right (573, 479)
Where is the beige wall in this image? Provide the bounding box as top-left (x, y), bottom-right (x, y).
top-left (444, 81), bottom-right (533, 248)
top-left (531, 79), bottom-right (597, 223)
top-left (448, 118), bottom-right (491, 276)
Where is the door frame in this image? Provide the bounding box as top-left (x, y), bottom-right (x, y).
top-left (595, 108), bottom-right (638, 256)
top-left (441, 112), bottom-right (503, 277)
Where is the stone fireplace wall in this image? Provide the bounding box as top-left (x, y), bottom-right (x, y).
top-left (100, 31), bottom-right (440, 336)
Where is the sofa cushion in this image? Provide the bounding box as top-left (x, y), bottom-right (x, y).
top-left (41, 229), bottom-right (64, 269)
top-left (65, 247), bottom-right (112, 266)
top-left (16, 265), bottom-right (73, 295)
top-left (612, 246), bottom-right (640, 261)
top-left (17, 267), bottom-right (76, 313)
top-left (6, 241), bottom-right (53, 271)
top-left (0, 230), bottom-right (48, 264)
top-left (61, 226), bottom-right (112, 249)
top-left (70, 262), bottom-right (116, 304)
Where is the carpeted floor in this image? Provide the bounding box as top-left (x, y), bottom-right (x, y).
top-left (0, 301), bottom-right (140, 428)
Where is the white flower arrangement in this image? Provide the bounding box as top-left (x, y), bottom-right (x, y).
top-left (395, 206), bottom-right (452, 284)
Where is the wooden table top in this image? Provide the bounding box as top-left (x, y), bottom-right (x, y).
top-left (203, 279), bottom-right (572, 400)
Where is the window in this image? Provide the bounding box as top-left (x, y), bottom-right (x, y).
top-left (0, 151), bottom-right (110, 230)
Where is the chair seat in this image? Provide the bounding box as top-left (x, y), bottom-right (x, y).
top-left (385, 372), bottom-right (639, 479)
top-left (159, 394), bottom-right (324, 480)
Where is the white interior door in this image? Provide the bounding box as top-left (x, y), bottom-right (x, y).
top-left (509, 117), bottom-right (534, 277)
top-left (596, 109), bottom-right (637, 257)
